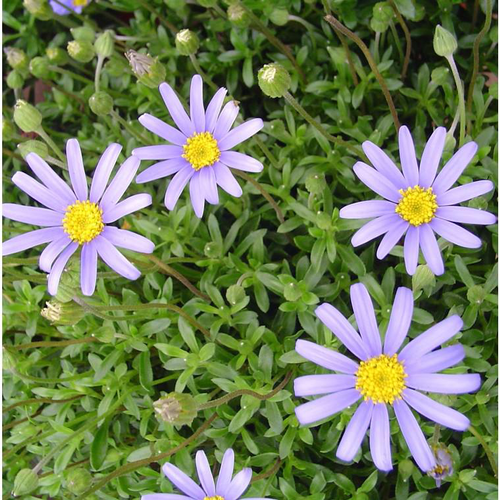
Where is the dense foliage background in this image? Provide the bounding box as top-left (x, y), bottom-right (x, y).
top-left (2, 0), bottom-right (498, 498)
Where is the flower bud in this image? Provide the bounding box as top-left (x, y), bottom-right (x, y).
top-left (95, 30), bottom-right (114, 58)
top-left (431, 67), bottom-right (450, 86)
top-left (203, 241), bottom-right (222, 258)
top-left (305, 173), bottom-right (325, 195)
top-left (153, 392), bottom-right (198, 426)
top-left (227, 3), bottom-right (250, 27)
top-left (370, 2), bottom-right (393, 33)
top-left (270, 8), bottom-right (288, 26)
top-left (316, 211), bottom-right (332, 230)
top-left (70, 26), bottom-right (95, 43)
top-left (433, 25), bottom-right (457, 57)
top-left (23, 0), bottom-right (52, 20)
top-left (467, 284), bottom-right (487, 305)
top-left (13, 100), bottom-right (42, 133)
top-left (41, 300), bottom-right (85, 325)
top-left (429, 446), bottom-right (453, 487)
top-left (29, 56), bottom-right (51, 79)
top-left (88, 91), bottom-right (114, 116)
top-left (46, 47), bottom-right (69, 65)
top-left (125, 50), bottom-right (166, 88)
top-left (175, 29), bottom-right (199, 56)
top-left (7, 70), bottom-right (24, 89)
top-left (412, 265), bottom-right (436, 292)
top-left (3, 119), bottom-right (16, 142)
top-left (258, 63), bottom-right (291, 98)
top-left (4, 47), bottom-right (29, 72)
top-left (66, 468), bottom-right (92, 494)
top-left (398, 458), bottom-right (414, 481)
top-left (226, 284), bottom-right (246, 305)
top-left (284, 281), bottom-right (301, 302)
top-left (67, 40), bottom-right (95, 63)
top-left (18, 140), bottom-right (49, 159)
top-left (13, 468), bottom-right (39, 496)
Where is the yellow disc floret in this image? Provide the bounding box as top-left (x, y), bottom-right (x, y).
top-left (204, 497), bottom-right (224, 500)
top-left (355, 354), bottom-right (407, 404)
top-left (395, 186), bottom-right (438, 226)
top-left (62, 200), bottom-right (104, 245)
top-left (182, 132), bottom-right (220, 171)
top-left (73, 0), bottom-right (90, 6)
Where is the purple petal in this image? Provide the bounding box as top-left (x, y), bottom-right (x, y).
top-left (405, 344), bottom-right (465, 374)
top-left (225, 468), bottom-right (252, 500)
top-left (3, 204), bottom-right (63, 227)
top-left (205, 87), bottom-right (228, 133)
top-left (215, 449), bottom-right (234, 497)
top-left (350, 283), bottom-right (382, 357)
top-left (436, 206), bottom-right (496, 225)
top-left (132, 145), bottom-right (184, 160)
top-left (136, 158), bottom-right (187, 184)
top-left (362, 141), bottom-right (407, 189)
top-left (162, 463), bottom-right (205, 499)
top-left (3, 227), bottom-right (64, 256)
top-left (294, 374), bottom-right (356, 397)
top-left (437, 180), bottom-right (494, 206)
top-left (406, 374), bottom-right (481, 394)
top-left (403, 388), bottom-right (470, 430)
top-left (404, 225), bottom-right (420, 275)
top-left (315, 304), bottom-right (369, 361)
top-left (81, 241), bottom-right (97, 296)
top-left (219, 151), bottom-right (263, 173)
top-left (370, 403), bottom-right (392, 471)
top-left (383, 287), bottom-right (413, 356)
top-left (213, 101), bottom-right (240, 140)
top-left (39, 233), bottom-right (70, 272)
top-left (100, 156), bottom-right (140, 212)
top-left (195, 450), bottom-right (215, 496)
top-left (393, 400), bottom-right (436, 472)
top-left (66, 139), bottom-right (88, 200)
top-left (432, 142), bottom-right (478, 195)
top-left (142, 495), bottom-right (192, 500)
top-left (419, 224), bottom-right (444, 276)
top-left (165, 165), bottom-right (195, 210)
top-left (353, 162), bottom-right (401, 202)
top-left (159, 82), bottom-right (195, 137)
top-left (398, 126), bottom-right (419, 186)
top-left (351, 214), bottom-right (401, 247)
top-left (89, 143), bottom-right (122, 203)
top-left (340, 200), bottom-right (397, 220)
top-left (218, 118), bottom-right (264, 151)
top-left (295, 389), bottom-right (361, 426)
top-left (138, 114), bottom-right (187, 146)
top-left (200, 166), bottom-right (219, 205)
top-left (398, 315), bottom-right (463, 363)
top-left (213, 162), bottom-right (242, 197)
top-left (189, 171), bottom-right (205, 218)
top-left (429, 218), bottom-right (482, 249)
top-left (47, 242), bottom-right (78, 295)
top-left (376, 218), bottom-right (408, 259)
top-left (95, 236), bottom-right (140, 280)
top-left (419, 127), bottom-right (446, 188)
top-left (336, 401), bottom-right (372, 462)
top-left (101, 227), bottom-right (154, 254)
top-left (295, 339), bottom-right (360, 374)
top-left (190, 75), bottom-right (205, 133)
top-left (102, 193), bottom-right (152, 223)
top-left (12, 172), bottom-right (67, 213)
top-left (25, 153), bottom-right (76, 205)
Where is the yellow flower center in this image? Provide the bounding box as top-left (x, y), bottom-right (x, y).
top-left (395, 186), bottom-right (438, 226)
top-left (431, 464), bottom-right (449, 475)
top-left (73, 0), bottom-right (89, 6)
top-left (204, 497), bottom-right (224, 500)
top-left (182, 132), bottom-right (220, 171)
top-left (355, 354), bottom-right (407, 404)
top-left (62, 200), bottom-right (104, 245)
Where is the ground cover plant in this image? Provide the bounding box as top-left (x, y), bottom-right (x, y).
top-left (2, 0), bottom-right (498, 498)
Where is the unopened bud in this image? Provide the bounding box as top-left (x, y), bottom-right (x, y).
top-left (434, 25), bottom-right (457, 57)
top-left (316, 211), bottom-right (331, 231)
top-left (13, 469), bottom-right (39, 496)
top-left (66, 468), bottom-right (92, 494)
top-left (153, 392), bottom-right (198, 426)
top-left (258, 62), bottom-right (291, 98)
top-left (370, 2), bottom-right (393, 33)
top-left (125, 50), bottom-right (166, 88)
top-left (412, 264), bottom-right (436, 292)
top-left (29, 56), bottom-right (51, 79)
top-left (67, 40), bottom-right (95, 63)
top-left (467, 285), bottom-right (487, 305)
top-left (226, 284), bottom-right (246, 305)
top-left (227, 3), bottom-right (250, 27)
top-left (46, 47), bottom-right (68, 65)
top-left (88, 91), bottom-right (114, 116)
top-left (70, 26), bottom-right (95, 43)
top-left (7, 70), bottom-right (24, 89)
top-left (95, 30), bottom-right (114, 58)
top-left (204, 241), bottom-right (222, 258)
top-left (23, 0), bottom-right (52, 20)
top-left (429, 446), bottom-right (453, 487)
top-left (175, 29), bottom-right (199, 56)
top-left (18, 140), bottom-right (49, 159)
top-left (431, 67), bottom-right (450, 86)
top-left (305, 173), bottom-right (324, 195)
top-left (13, 100), bottom-right (42, 133)
top-left (4, 47), bottom-right (28, 72)
top-left (284, 281), bottom-right (301, 302)
top-left (270, 8), bottom-right (288, 26)
top-left (398, 459), bottom-right (414, 481)
top-left (41, 300), bottom-right (85, 325)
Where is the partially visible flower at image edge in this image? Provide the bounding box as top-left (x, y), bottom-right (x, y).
top-left (429, 446), bottom-right (454, 487)
top-left (49, 0), bottom-right (90, 15)
top-left (133, 74), bottom-right (264, 218)
top-left (2, 139), bottom-right (154, 296)
top-left (340, 126), bottom-right (496, 276)
top-left (142, 448), bottom-right (274, 500)
top-left (293, 282), bottom-right (481, 472)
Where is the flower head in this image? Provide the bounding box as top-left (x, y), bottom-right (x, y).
top-left (50, 0), bottom-right (90, 15)
top-left (429, 446), bottom-right (454, 487)
top-left (340, 126), bottom-right (496, 276)
top-left (133, 74), bottom-right (264, 218)
top-left (294, 282), bottom-right (480, 472)
top-left (142, 448), bottom-right (273, 500)
top-left (3, 139), bottom-right (154, 296)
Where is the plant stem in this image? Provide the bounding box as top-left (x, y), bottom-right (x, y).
top-left (49, 65), bottom-right (94, 85)
top-left (374, 31), bottom-right (381, 63)
top-left (324, 14), bottom-right (400, 131)
top-left (189, 54), bottom-right (218, 92)
top-left (254, 135), bottom-right (280, 169)
top-left (110, 110), bottom-right (150, 144)
top-left (446, 54), bottom-right (466, 147)
top-left (389, 0), bottom-right (411, 79)
top-left (35, 126), bottom-right (67, 165)
top-left (469, 425), bottom-right (498, 477)
top-left (389, 21), bottom-right (404, 69)
top-left (10, 337), bottom-right (95, 350)
top-left (3, 395), bottom-right (83, 413)
top-left (94, 54), bottom-right (105, 92)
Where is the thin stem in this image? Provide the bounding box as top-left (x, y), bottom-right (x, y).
top-left (333, 27), bottom-right (359, 85)
top-left (35, 126), bottom-right (66, 165)
top-left (466, 0), bottom-right (492, 134)
top-left (3, 395), bottom-right (83, 413)
top-left (10, 368), bottom-right (92, 384)
top-left (110, 110), bottom-right (150, 144)
top-left (389, 21), bottom-right (404, 69)
top-left (374, 31), bottom-right (381, 63)
top-left (324, 14), bottom-right (400, 131)
top-left (446, 55), bottom-right (466, 147)
top-left (468, 425), bottom-right (498, 477)
top-left (254, 135), bottom-right (280, 169)
top-left (389, 0), bottom-right (411, 79)
top-left (94, 54), bottom-right (105, 92)
top-left (9, 337), bottom-right (95, 350)
top-left (189, 54), bottom-right (218, 92)
top-left (251, 458), bottom-right (282, 483)
top-left (49, 66), bottom-right (94, 85)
